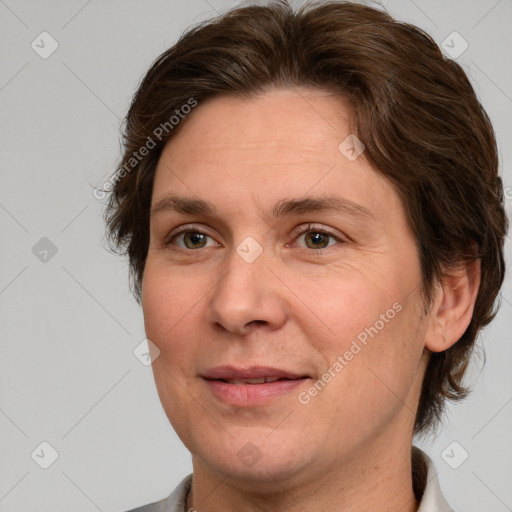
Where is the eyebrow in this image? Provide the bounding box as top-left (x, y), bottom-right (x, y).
top-left (150, 193), bottom-right (374, 222)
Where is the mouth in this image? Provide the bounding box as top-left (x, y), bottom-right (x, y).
top-left (212, 376), bottom-right (303, 385)
top-left (201, 365), bottom-right (310, 382)
top-left (200, 366), bottom-right (311, 406)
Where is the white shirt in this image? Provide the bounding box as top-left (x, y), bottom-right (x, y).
top-left (126, 446), bottom-right (454, 512)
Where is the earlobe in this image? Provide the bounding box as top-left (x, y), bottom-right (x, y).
top-left (424, 257), bottom-right (481, 353)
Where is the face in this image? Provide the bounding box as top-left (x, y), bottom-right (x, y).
top-left (142, 88), bottom-right (432, 487)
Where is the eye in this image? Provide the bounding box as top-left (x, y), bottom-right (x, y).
top-left (163, 223), bottom-right (344, 253)
top-left (291, 224), bottom-right (344, 252)
top-left (164, 227), bottom-right (219, 250)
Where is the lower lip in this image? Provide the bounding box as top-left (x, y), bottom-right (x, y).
top-left (203, 378), bottom-right (308, 406)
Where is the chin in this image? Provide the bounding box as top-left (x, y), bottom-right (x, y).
top-left (193, 433), bottom-right (319, 489)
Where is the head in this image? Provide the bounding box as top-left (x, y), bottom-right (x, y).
top-left (104, 0), bottom-right (507, 482)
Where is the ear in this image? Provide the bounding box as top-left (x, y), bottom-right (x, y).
top-left (424, 257), bottom-right (481, 353)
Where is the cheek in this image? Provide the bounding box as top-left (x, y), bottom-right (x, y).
top-left (141, 264), bottom-right (203, 425)
top-left (299, 266), bottom-right (424, 400)
top-left (293, 264), bottom-right (400, 352)
top-left (141, 261), bottom-right (199, 358)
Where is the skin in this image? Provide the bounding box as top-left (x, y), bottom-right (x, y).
top-left (142, 87), bottom-right (480, 512)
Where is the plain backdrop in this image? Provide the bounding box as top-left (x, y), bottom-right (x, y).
top-left (0, 0), bottom-right (511, 511)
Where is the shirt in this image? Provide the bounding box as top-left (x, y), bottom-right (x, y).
top-left (126, 446), bottom-right (454, 512)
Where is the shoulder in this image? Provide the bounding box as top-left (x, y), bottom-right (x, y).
top-left (123, 474), bottom-right (192, 512)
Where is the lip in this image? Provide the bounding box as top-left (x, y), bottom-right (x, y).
top-left (201, 365), bottom-right (308, 380)
top-left (201, 365), bottom-right (310, 406)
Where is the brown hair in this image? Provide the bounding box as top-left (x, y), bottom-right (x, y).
top-left (103, 0), bottom-right (508, 435)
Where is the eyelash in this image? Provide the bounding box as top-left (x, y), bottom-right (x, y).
top-left (163, 223), bottom-right (344, 255)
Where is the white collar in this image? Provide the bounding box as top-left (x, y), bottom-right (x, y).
top-left (414, 446), bottom-right (454, 512)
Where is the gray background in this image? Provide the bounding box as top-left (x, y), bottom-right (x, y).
top-left (0, 0), bottom-right (511, 511)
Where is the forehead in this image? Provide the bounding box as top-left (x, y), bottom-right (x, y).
top-left (162, 87), bottom-right (353, 160)
top-left (151, 87), bottom-right (401, 225)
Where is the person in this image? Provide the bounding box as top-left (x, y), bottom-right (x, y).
top-left (102, 1), bottom-right (508, 511)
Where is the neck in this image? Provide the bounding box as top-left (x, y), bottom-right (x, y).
top-left (186, 441), bottom-right (421, 512)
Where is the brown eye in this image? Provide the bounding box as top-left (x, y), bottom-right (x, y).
top-left (165, 228), bottom-right (218, 250)
top-left (303, 231), bottom-right (332, 249)
top-left (182, 232), bottom-right (208, 249)
top-left (293, 224), bottom-right (343, 252)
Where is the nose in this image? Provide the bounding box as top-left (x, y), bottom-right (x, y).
top-left (207, 243), bottom-right (288, 337)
